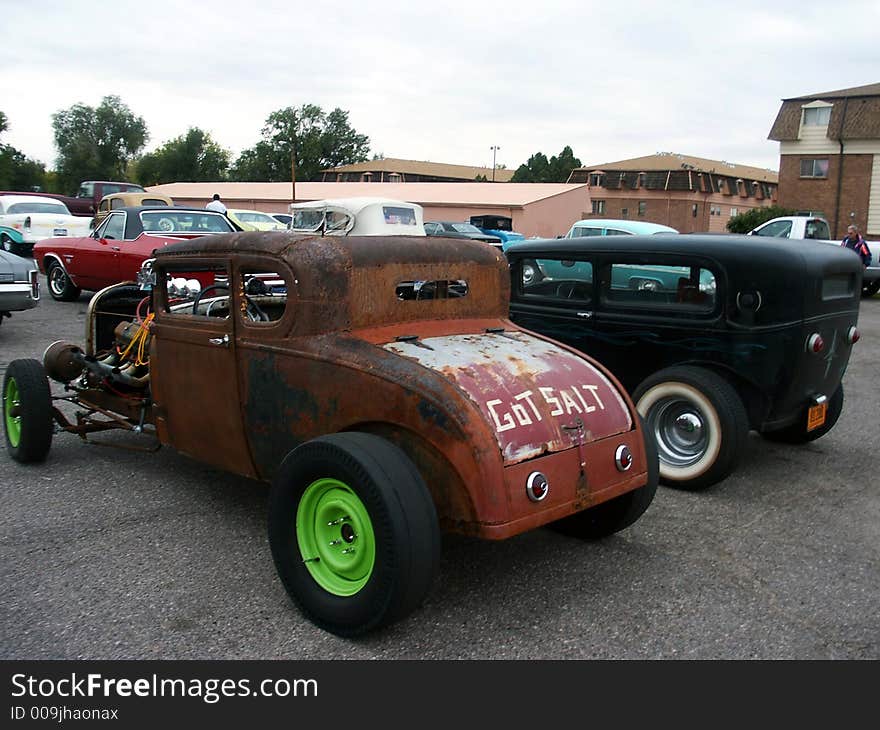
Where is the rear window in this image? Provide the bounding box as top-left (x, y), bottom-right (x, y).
top-left (141, 210), bottom-right (234, 233)
top-left (383, 206), bottom-right (418, 225)
top-left (142, 199), bottom-right (170, 208)
top-left (603, 263), bottom-right (716, 312)
top-left (396, 279), bottom-right (468, 300)
top-left (821, 274), bottom-right (855, 299)
top-left (7, 202), bottom-right (70, 215)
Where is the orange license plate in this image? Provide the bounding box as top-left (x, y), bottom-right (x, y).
top-left (807, 402), bottom-right (827, 432)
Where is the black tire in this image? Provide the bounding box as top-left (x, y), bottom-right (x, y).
top-left (633, 365), bottom-right (748, 491)
top-left (1, 233), bottom-right (26, 258)
top-left (549, 415), bottom-right (659, 539)
top-left (761, 385), bottom-right (844, 444)
top-left (3, 359), bottom-right (53, 463)
top-left (46, 260), bottom-right (81, 302)
top-left (268, 432), bottom-right (440, 637)
top-left (862, 280), bottom-right (880, 298)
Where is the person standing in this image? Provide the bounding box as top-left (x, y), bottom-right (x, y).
top-left (206, 193), bottom-right (227, 214)
top-left (842, 224), bottom-right (872, 267)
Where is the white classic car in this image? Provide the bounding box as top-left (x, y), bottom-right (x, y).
top-left (0, 195), bottom-right (92, 257)
top-left (288, 197), bottom-right (425, 236)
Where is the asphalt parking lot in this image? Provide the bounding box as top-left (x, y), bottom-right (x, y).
top-left (1, 289), bottom-right (878, 660)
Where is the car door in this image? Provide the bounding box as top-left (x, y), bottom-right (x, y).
top-left (149, 260), bottom-right (257, 478)
top-left (65, 212), bottom-right (125, 290)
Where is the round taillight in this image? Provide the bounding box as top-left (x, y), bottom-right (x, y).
top-left (807, 333), bottom-right (824, 353)
top-left (526, 472), bottom-right (549, 502)
top-left (847, 326), bottom-right (860, 345)
top-left (615, 445), bottom-right (633, 472)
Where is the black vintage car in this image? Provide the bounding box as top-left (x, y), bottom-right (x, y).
top-left (505, 234), bottom-right (863, 490)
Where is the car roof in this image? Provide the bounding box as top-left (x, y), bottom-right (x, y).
top-left (504, 232), bottom-right (852, 265)
top-left (0, 194), bottom-right (70, 205)
top-left (567, 219), bottom-right (679, 234)
top-left (111, 205), bottom-right (224, 215)
top-left (290, 197), bottom-right (421, 214)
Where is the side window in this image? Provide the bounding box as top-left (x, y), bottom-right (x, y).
top-left (100, 213), bottom-right (126, 240)
top-left (99, 200), bottom-right (111, 213)
top-left (754, 220), bottom-right (792, 238)
top-left (162, 264), bottom-right (231, 319)
top-left (110, 198), bottom-right (124, 210)
top-left (78, 183), bottom-right (94, 199)
top-left (517, 259), bottom-right (593, 305)
top-left (602, 263), bottom-right (716, 312)
top-left (239, 268), bottom-right (288, 325)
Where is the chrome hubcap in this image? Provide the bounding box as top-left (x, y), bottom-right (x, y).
top-left (648, 398), bottom-right (708, 467)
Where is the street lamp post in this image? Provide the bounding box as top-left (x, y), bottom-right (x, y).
top-left (490, 145), bottom-right (500, 182)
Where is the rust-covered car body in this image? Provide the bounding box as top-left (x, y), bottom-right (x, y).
top-left (143, 232), bottom-right (650, 539)
top-left (4, 231), bottom-right (657, 635)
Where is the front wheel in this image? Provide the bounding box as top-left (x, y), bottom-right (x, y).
top-left (633, 366), bottom-right (748, 491)
top-left (46, 261), bottom-right (81, 302)
top-left (863, 280), bottom-right (880, 298)
top-left (3, 359), bottom-right (53, 463)
top-left (761, 385), bottom-right (844, 444)
top-left (268, 432), bottom-right (440, 637)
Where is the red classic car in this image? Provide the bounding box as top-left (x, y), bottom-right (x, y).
top-left (32, 206), bottom-right (241, 301)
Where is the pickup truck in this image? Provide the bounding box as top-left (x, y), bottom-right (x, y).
top-left (0, 181), bottom-right (146, 219)
top-left (749, 216), bottom-right (879, 297)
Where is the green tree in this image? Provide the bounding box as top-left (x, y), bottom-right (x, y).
top-left (0, 111), bottom-right (47, 191)
top-left (230, 104), bottom-right (370, 182)
top-left (726, 205), bottom-right (797, 233)
top-left (511, 146), bottom-right (581, 183)
top-left (51, 95), bottom-right (148, 193)
top-left (135, 127), bottom-right (230, 185)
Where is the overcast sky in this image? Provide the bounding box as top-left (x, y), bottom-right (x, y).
top-left (1, 0), bottom-right (877, 176)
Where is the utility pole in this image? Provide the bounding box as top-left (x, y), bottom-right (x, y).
top-left (490, 145), bottom-right (500, 182)
top-left (290, 113), bottom-right (297, 203)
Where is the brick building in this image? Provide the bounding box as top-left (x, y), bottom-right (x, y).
top-left (566, 153), bottom-right (777, 232)
top-left (768, 82), bottom-right (880, 238)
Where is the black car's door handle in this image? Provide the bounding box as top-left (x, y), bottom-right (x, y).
top-left (576, 311), bottom-right (593, 319)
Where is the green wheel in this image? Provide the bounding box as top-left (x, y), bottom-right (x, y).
top-left (3, 359), bottom-right (53, 463)
top-left (269, 432), bottom-right (440, 636)
top-left (296, 477), bottom-right (377, 596)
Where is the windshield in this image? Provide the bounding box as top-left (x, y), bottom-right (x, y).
top-left (236, 211), bottom-right (278, 224)
top-left (449, 223), bottom-right (484, 234)
top-left (6, 201), bottom-right (70, 215)
top-left (140, 210), bottom-right (235, 233)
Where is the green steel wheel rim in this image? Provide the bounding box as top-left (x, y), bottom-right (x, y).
top-left (296, 478), bottom-right (376, 596)
top-left (5, 376), bottom-right (21, 448)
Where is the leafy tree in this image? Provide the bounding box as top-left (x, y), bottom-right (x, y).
top-left (51, 95), bottom-right (148, 193)
top-left (726, 205), bottom-right (797, 234)
top-left (0, 111), bottom-right (47, 191)
top-left (136, 127), bottom-right (230, 185)
top-left (230, 104), bottom-right (370, 182)
top-left (511, 146), bottom-right (581, 183)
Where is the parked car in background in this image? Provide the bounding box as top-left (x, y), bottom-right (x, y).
top-left (469, 214), bottom-right (525, 249)
top-left (749, 215), bottom-right (879, 297)
top-left (0, 249), bottom-right (40, 325)
top-left (226, 208), bottom-right (288, 231)
top-left (565, 219), bottom-right (678, 238)
top-left (271, 213), bottom-right (293, 227)
top-left (4, 233), bottom-right (658, 636)
top-left (289, 197), bottom-right (426, 236)
top-left (0, 181), bottom-right (146, 218)
top-left (0, 195), bottom-right (92, 257)
top-left (424, 221), bottom-right (502, 248)
top-left (505, 233), bottom-right (863, 491)
top-left (93, 192), bottom-right (174, 228)
top-left (32, 206), bottom-right (241, 301)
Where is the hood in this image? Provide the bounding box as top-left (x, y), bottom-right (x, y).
top-left (385, 331), bottom-right (632, 465)
top-left (0, 249), bottom-right (38, 278)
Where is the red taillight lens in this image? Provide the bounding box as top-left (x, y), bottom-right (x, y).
top-left (847, 326), bottom-right (860, 345)
top-left (807, 333), bottom-right (824, 353)
top-left (526, 472), bottom-right (549, 502)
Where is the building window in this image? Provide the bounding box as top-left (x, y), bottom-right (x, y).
top-left (638, 201), bottom-right (646, 216)
top-left (621, 208), bottom-right (629, 218)
top-left (800, 159), bottom-right (829, 178)
top-left (730, 208), bottom-right (737, 217)
top-left (803, 107), bottom-right (831, 127)
top-left (692, 204), bottom-right (699, 218)
top-left (589, 173), bottom-right (605, 187)
top-left (592, 200), bottom-right (605, 214)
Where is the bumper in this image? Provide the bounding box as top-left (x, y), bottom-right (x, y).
top-left (0, 283), bottom-right (39, 313)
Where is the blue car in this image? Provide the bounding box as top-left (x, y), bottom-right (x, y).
top-left (469, 215), bottom-right (525, 249)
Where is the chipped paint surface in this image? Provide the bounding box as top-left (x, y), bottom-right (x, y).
top-left (385, 331), bottom-right (632, 464)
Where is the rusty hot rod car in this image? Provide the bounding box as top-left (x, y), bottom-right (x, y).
top-left (2, 232), bottom-right (658, 636)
